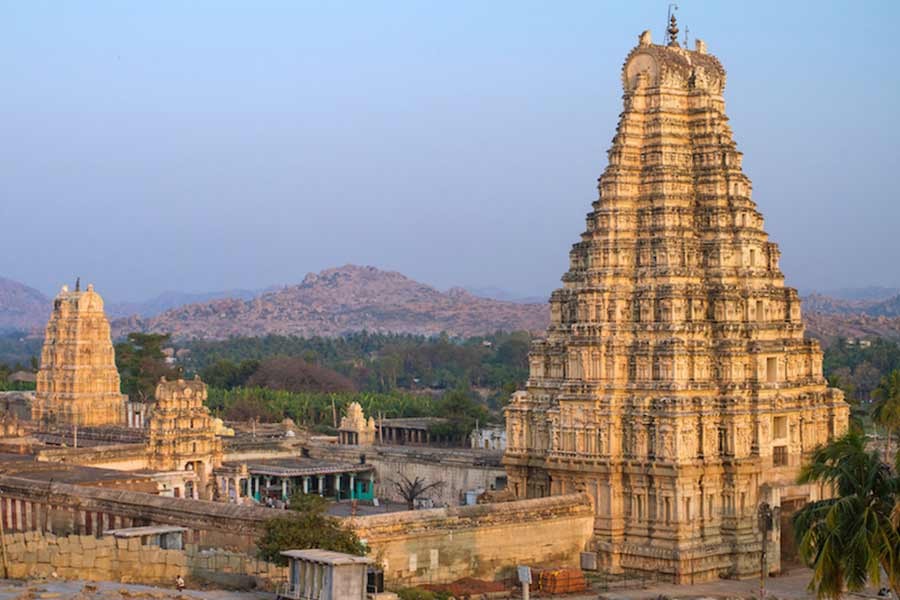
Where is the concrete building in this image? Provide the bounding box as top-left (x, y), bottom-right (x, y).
top-left (280, 549), bottom-right (373, 600)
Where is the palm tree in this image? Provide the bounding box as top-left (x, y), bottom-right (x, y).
top-left (793, 431), bottom-right (900, 599)
top-left (873, 370), bottom-right (900, 459)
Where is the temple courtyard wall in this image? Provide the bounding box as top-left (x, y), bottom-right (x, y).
top-left (2, 530), bottom-right (286, 590)
top-left (0, 475), bottom-right (592, 587)
top-left (349, 493), bottom-right (594, 586)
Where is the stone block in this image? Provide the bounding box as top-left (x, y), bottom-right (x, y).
top-left (7, 562), bottom-right (26, 578)
top-left (70, 554), bottom-right (83, 568)
top-left (32, 563), bottom-right (53, 578)
top-left (7, 542), bottom-right (24, 555)
top-left (127, 538), bottom-right (140, 552)
top-left (37, 548), bottom-right (51, 563)
top-left (82, 535), bottom-right (96, 549)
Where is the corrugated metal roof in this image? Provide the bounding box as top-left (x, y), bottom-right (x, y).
top-left (280, 549), bottom-right (373, 565)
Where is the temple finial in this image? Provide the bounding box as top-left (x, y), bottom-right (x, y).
top-left (667, 14), bottom-right (679, 46)
top-left (75, 277), bottom-right (80, 292)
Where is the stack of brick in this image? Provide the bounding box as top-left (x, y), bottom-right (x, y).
top-left (536, 568), bottom-right (587, 594)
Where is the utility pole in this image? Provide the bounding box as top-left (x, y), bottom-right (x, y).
top-left (0, 488), bottom-right (8, 578)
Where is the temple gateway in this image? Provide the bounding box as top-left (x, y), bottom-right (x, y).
top-left (503, 28), bottom-right (849, 582)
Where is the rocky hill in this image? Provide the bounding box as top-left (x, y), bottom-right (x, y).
top-left (105, 288), bottom-right (265, 319)
top-left (803, 293), bottom-right (900, 318)
top-left (111, 265), bottom-right (551, 340)
top-left (0, 278), bottom-right (49, 333)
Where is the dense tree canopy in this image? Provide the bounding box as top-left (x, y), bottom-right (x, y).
top-left (114, 332), bottom-right (181, 402)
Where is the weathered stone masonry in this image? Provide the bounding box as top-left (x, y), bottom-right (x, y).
top-left (503, 29), bottom-right (849, 583)
top-left (0, 475), bottom-right (593, 586)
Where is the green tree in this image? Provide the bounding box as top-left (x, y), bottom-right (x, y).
top-left (873, 370), bottom-right (900, 457)
top-left (256, 498), bottom-right (367, 565)
top-left (115, 333), bottom-right (181, 402)
top-left (200, 359), bottom-right (259, 390)
top-left (793, 431), bottom-right (900, 599)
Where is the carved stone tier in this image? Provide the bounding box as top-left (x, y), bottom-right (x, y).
top-left (147, 377), bottom-right (223, 500)
top-left (503, 30), bottom-right (849, 583)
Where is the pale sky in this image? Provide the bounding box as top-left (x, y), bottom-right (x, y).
top-left (1, 1), bottom-right (898, 302)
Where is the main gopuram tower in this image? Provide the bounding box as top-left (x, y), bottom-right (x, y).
top-left (503, 26), bottom-right (849, 582)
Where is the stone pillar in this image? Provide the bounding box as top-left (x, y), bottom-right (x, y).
top-left (281, 478), bottom-right (287, 500)
top-left (335, 474), bottom-right (342, 500)
top-left (349, 474), bottom-right (356, 500)
top-left (318, 475), bottom-right (325, 497)
top-left (303, 477), bottom-right (309, 494)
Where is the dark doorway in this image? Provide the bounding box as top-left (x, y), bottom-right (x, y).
top-left (779, 498), bottom-right (807, 570)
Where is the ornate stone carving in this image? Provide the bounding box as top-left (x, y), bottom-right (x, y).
top-left (32, 283), bottom-right (125, 427)
top-left (503, 32), bottom-right (850, 582)
top-left (147, 376), bottom-right (223, 500)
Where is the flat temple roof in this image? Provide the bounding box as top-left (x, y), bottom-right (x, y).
top-left (378, 417), bottom-right (446, 430)
top-left (233, 457), bottom-right (375, 478)
top-left (281, 549), bottom-right (373, 565)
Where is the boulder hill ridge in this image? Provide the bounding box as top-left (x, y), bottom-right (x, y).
top-left (110, 265), bottom-right (551, 340)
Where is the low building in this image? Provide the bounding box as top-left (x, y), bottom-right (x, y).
top-left (279, 549), bottom-right (373, 600)
top-left (470, 426), bottom-right (506, 451)
top-left (104, 525), bottom-right (186, 550)
top-left (237, 457), bottom-right (375, 502)
top-left (377, 417), bottom-right (466, 447)
top-left (8, 371), bottom-right (36, 385)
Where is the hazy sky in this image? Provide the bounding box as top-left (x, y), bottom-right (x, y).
top-left (1, 1), bottom-right (898, 302)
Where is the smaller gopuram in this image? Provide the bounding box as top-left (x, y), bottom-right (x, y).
top-left (338, 401), bottom-right (376, 445)
top-left (32, 282), bottom-right (125, 427)
top-left (147, 376), bottom-right (223, 500)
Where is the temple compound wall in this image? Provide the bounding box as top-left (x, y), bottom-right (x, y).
top-left (0, 475), bottom-right (591, 587)
top-left (32, 283), bottom-right (125, 427)
top-left (349, 493), bottom-right (594, 586)
top-left (503, 27), bottom-right (849, 583)
top-left (1, 531), bottom-right (287, 590)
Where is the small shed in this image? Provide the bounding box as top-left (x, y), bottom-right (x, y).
top-left (279, 549), bottom-right (372, 600)
top-left (103, 525), bottom-right (187, 550)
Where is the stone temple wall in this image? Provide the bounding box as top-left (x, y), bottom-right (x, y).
top-left (0, 474), bottom-right (592, 587)
top-left (0, 474), bottom-right (270, 552)
top-left (349, 493), bottom-right (594, 586)
top-left (1, 531), bottom-right (286, 590)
